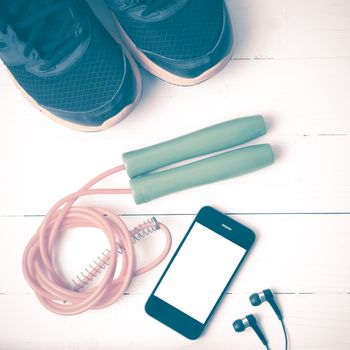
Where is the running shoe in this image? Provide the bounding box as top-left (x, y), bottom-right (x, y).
top-left (103, 0), bottom-right (234, 86)
top-left (0, 0), bottom-right (141, 131)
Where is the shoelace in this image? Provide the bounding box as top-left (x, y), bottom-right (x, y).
top-left (0, 0), bottom-right (87, 70)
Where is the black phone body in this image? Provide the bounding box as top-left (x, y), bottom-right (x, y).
top-left (145, 206), bottom-right (256, 340)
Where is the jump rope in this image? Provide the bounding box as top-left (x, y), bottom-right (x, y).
top-left (22, 115), bottom-right (274, 316)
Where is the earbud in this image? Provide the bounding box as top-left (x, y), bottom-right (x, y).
top-left (233, 314), bottom-right (268, 347)
top-left (250, 289), bottom-right (283, 320)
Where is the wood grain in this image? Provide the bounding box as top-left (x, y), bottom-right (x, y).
top-left (1, 214), bottom-right (349, 348)
top-left (1, 58), bottom-right (350, 215)
top-left (0, 0), bottom-right (350, 348)
top-left (1, 293), bottom-right (349, 350)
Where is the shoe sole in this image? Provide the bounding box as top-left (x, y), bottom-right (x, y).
top-left (111, 13), bottom-right (234, 87)
top-left (6, 49), bottom-right (142, 132)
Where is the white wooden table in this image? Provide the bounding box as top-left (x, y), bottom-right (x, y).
top-left (1, 0), bottom-right (350, 349)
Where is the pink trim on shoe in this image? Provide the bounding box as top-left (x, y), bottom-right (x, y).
top-left (111, 13), bottom-right (235, 87)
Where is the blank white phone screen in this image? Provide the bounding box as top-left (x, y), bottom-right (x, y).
top-left (154, 222), bottom-right (247, 324)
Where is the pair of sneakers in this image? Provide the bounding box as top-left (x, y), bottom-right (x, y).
top-left (0, 0), bottom-right (234, 131)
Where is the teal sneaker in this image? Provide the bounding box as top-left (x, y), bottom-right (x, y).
top-left (0, 0), bottom-right (141, 131)
top-left (102, 0), bottom-right (234, 86)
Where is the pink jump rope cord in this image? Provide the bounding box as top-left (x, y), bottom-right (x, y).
top-left (22, 165), bottom-right (172, 316)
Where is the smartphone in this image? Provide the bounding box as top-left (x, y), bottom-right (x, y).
top-left (145, 206), bottom-right (256, 339)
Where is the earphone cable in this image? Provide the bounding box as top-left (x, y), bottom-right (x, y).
top-left (22, 164), bottom-right (172, 316)
top-left (263, 319), bottom-right (287, 350)
top-left (281, 319), bottom-right (288, 350)
top-left (266, 319), bottom-right (288, 350)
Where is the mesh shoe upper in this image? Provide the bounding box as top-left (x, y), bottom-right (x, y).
top-left (106, 0), bottom-right (233, 78)
top-left (9, 18), bottom-right (125, 113)
top-left (0, 0), bottom-right (138, 127)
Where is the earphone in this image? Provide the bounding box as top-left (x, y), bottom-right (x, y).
top-left (233, 314), bottom-right (268, 347)
top-left (232, 289), bottom-right (288, 350)
top-left (250, 289), bottom-right (283, 320)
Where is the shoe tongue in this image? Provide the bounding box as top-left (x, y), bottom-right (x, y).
top-left (8, 0), bottom-right (77, 57)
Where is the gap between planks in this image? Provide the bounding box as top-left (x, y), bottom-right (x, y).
top-left (1, 291), bottom-right (350, 296)
top-left (1, 212), bottom-right (350, 218)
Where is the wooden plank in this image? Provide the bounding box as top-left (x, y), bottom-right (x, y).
top-left (1, 57), bottom-right (350, 215)
top-left (1, 214), bottom-right (349, 294)
top-left (227, 0), bottom-right (350, 59)
top-left (2, 212), bottom-right (347, 349)
top-left (0, 293), bottom-right (349, 349)
top-left (1, 0), bottom-right (350, 215)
